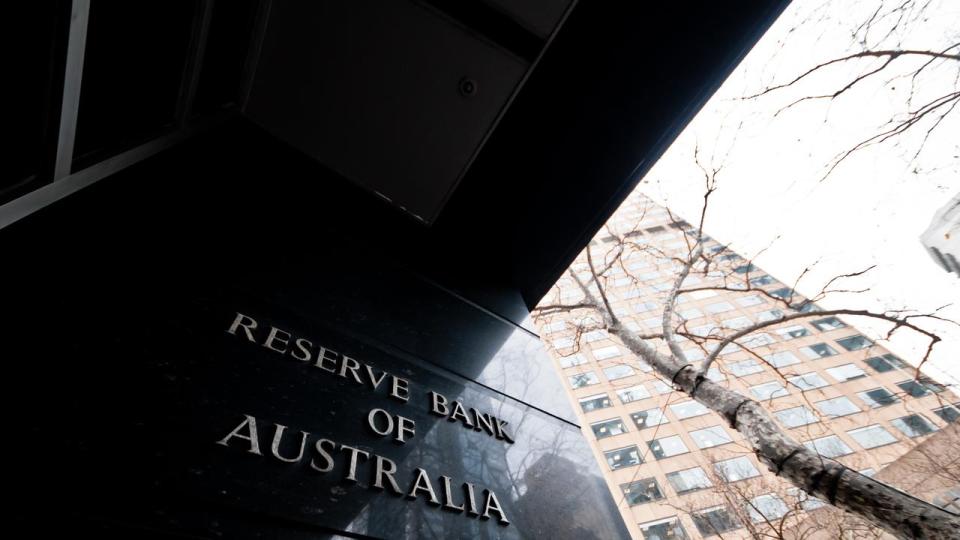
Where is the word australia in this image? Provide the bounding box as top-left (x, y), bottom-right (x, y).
top-left (218, 414), bottom-right (510, 525)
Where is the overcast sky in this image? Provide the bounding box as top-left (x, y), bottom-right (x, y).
top-left (638, 1), bottom-right (960, 386)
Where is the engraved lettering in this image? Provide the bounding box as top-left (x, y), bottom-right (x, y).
top-left (216, 414), bottom-right (262, 455)
top-left (310, 438), bottom-right (336, 472)
top-left (314, 346), bottom-right (339, 372)
top-left (270, 423), bottom-right (308, 463)
top-left (429, 391), bottom-right (449, 417)
top-left (263, 326), bottom-right (291, 354)
top-left (390, 376), bottom-right (410, 402)
top-left (372, 455), bottom-right (403, 495)
top-left (482, 489), bottom-right (510, 525)
top-left (364, 365), bottom-right (387, 390)
top-left (291, 337), bottom-right (312, 362)
top-left (367, 408), bottom-right (394, 437)
top-left (407, 468), bottom-right (440, 505)
top-left (339, 356), bottom-right (364, 384)
top-left (441, 476), bottom-right (465, 512)
top-left (341, 445), bottom-right (370, 483)
top-left (227, 312), bottom-right (258, 342)
top-left (472, 409), bottom-right (496, 435)
top-left (449, 401), bottom-right (474, 428)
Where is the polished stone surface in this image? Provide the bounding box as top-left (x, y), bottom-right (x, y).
top-left (1, 121), bottom-right (628, 539)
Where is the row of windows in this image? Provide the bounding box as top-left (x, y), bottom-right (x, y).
top-left (594, 405), bottom-right (948, 474)
top-left (634, 495), bottom-right (810, 540)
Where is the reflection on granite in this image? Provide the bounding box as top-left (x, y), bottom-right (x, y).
top-left (473, 326), bottom-right (577, 424)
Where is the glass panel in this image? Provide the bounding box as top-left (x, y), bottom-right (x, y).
top-left (858, 387), bottom-right (900, 408)
top-left (621, 477), bottom-right (665, 506)
top-left (666, 467), bottom-right (712, 494)
top-left (848, 425), bottom-right (897, 448)
top-left (689, 426), bottom-right (732, 449)
top-left (631, 408), bottom-right (669, 430)
top-left (648, 435), bottom-right (689, 459)
top-left (804, 435), bottom-right (852, 458)
top-left (693, 507), bottom-right (741, 536)
top-left (590, 418), bottom-right (627, 439)
top-left (815, 397), bottom-right (860, 417)
top-left (568, 372), bottom-right (599, 388)
top-left (605, 445), bottom-right (642, 470)
top-left (670, 401), bottom-right (711, 419)
top-left (639, 518), bottom-right (689, 540)
top-left (891, 414), bottom-right (938, 438)
top-left (714, 457), bottom-right (759, 482)
top-left (617, 384), bottom-right (650, 403)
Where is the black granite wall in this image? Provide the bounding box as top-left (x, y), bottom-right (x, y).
top-left (1, 121), bottom-right (629, 539)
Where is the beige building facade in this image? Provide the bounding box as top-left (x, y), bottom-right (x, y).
top-left (533, 193), bottom-right (960, 539)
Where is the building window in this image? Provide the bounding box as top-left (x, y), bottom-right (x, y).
top-left (679, 308), bottom-right (703, 321)
top-left (741, 333), bottom-right (776, 348)
top-left (605, 445), bottom-right (642, 470)
top-left (933, 405), bottom-right (960, 423)
top-left (811, 316), bottom-right (846, 331)
top-left (764, 351), bottom-right (800, 368)
top-left (666, 467), bottom-right (712, 494)
top-left (859, 468), bottom-right (877, 477)
top-left (617, 384), bottom-right (650, 403)
top-left (636, 299), bottom-right (662, 312)
top-left (815, 396), bottom-right (860, 418)
top-left (776, 325), bottom-right (811, 340)
top-left (800, 343), bottom-right (838, 359)
top-left (769, 287), bottom-right (794, 300)
top-left (891, 414), bottom-right (938, 438)
top-left (826, 363), bottom-right (867, 382)
top-left (568, 372), bottom-right (599, 389)
top-left (722, 316), bottom-right (752, 329)
top-left (836, 335), bottom-right (873, 351)
top-left (858, 387), bottom-right (900, 408)
top-left (897, 379), bottom-right (931, 398)
top-left (714, 456), bottom-right (760, 482)
top-left (590, 418), bottom-right (627, 439)
top-left (651, 379), bottom-right (674, 394)
top-left (919, 376), bottom-right (947, 393)
top-left (603, 364), bottom-right (635, 381)
top-left (706, 301), bottom-right (736, 314)
top-left (631, 408), bottom-right (669, 430)
top-left (865, 356), bottom-right (899, 373)
top-left (620, 477), bottom-right (665, 506)
top-left (729, 359), bottom-right (764, 376)
top-left (648, 435), bottom-right (689, 459)
top-left (639, 517), bottom-right (689, 540)
top-left (578, 393), bottom-right (611, 412)
top-left (559, 353), bottom-right (587, 368)
top-left (670, 400), bottom-right (711, 419)
top-left (775, 406), bottom-right (819, 428)
top-left (787, 372), bottom-right (829, 391)
top-left (593, 345), bottom-right (621, 360)
top-left (733, 263), bottom-right (758, 274)
top-left (804, 435), bottom-right (853, 458)
top-left (736, 295), bottom-right (765, 307)
top-left (750, 275), bottom-right (775, 286)
top-left (750, 381), bottom-right (789, 400)
top-left (690, 426), bottom-right (733, 449)
top-left (847, 425), bottom-right (898, 449)
top-left (757, 309), bottom-right (786, 322)
top-left (693, 506), bottom-right (741, 537)
top-left (747, 494), bottom-right (789, 523)
top-left (787, 487), bottom-right (827, 511)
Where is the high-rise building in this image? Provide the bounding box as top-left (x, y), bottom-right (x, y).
top-left (533, 193), bottom-right (960, 539)
top-left (921, 193), bottom-right (960, 276)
